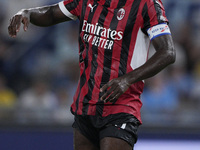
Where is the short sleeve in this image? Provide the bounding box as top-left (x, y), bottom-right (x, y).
top-left (141, 0), bottom-right (168, 35)
top-left (58, 0), bottom-right (82, 20)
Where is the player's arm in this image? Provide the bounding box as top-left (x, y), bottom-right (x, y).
top-left (100, 34), bottom-right (175, 103)
top-left (8, 4), bottom-right (71, 37)
top-left (129, 34), bottom-right (175, 83)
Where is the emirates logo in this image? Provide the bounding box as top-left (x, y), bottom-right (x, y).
top-left (117, 8), bottom-right (125, 21)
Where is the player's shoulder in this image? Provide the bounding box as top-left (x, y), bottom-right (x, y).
top-left (140, 0), bottom-right (165, 9)
top-left (141, 0), bottom-right (163, 4)
top-left (141, 0), bottom-right (152, 3)
top-left (138, 0), bottom-right (154, 7)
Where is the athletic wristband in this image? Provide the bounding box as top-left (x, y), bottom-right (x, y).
top-left (147, 23), bottom-right (171, 40)
top-left (58, 1), bottom-right (77, 20)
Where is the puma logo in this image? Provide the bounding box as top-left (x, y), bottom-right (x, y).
top-left (88, 4), bottom-right (97, 12)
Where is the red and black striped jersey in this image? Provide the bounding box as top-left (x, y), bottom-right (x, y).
top-left (58, 0), bottom-right (168, 123)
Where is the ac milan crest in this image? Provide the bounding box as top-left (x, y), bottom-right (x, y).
top-left (117, 8), bottom-right (125, 21)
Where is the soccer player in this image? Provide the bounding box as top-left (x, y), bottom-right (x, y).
top-left (8, 0), bottom-right (175, 150)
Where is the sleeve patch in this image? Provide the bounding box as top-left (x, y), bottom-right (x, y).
top-left (58, 1), bottom-right (78, 20)
top-left (147, 23), bottom-right (171, 40)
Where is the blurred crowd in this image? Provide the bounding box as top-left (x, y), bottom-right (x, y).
top-left (142, 0), bottom-right (200, 127)
top-left (0, 0), bottom-right (200, 127)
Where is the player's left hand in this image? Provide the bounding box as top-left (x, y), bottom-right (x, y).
top-left (100, 75), bottom-right (131, 103)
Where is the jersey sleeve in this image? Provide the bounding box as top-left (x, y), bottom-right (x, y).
top-left (141, 0), bottom-right (169, 35)
top-left (58, 0), bottom-right (82, 20)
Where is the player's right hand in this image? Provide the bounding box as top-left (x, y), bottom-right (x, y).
top-left (8, 9), bottom-right (30, 38)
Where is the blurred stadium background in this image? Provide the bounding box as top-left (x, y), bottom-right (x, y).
top-left (0, 0), bottom-right (200, 149)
